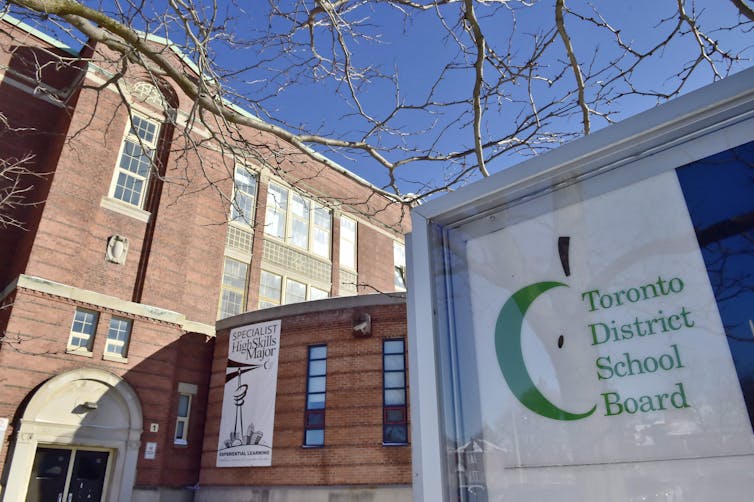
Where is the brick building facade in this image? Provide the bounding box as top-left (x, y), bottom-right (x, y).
top-left (200, 294), bottom-right (410, 502)
top-left (0, 15), bottom-right (410, 502)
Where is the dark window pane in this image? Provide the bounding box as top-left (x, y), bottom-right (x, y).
top-left (35, 448), bottom-right (71, 478)
top-left (73, 451), bottom-right (108, 480)
top-left (177, 395), bottom-right (190, 417)
top-left (384, 424), bottom-right (408, 444)
top-left (385, 407), bottom-right (406, 424)
top-left (306, 410), bottom-right (325, 427)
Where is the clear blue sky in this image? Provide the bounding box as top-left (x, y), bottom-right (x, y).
top-left (219, 1), bottom-right (753, 196)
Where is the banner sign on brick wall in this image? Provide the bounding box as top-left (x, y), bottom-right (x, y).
top-left (217, 319), bottom-right (281, 467)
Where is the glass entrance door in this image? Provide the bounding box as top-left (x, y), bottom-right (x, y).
top-left (26, 447), bottom-right (109, 502)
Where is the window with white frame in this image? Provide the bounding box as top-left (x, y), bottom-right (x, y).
top-left (259, 270), bottom-right (283, 309)
top-left (309, 287), bottom-right (329, 301)
top-left (258, 270), bottom-right (329, 309)
top-left (264, 182), bottom-right (332, 258)
top-left (290, 193), bottom-right (310, 249)
top-left (311, 205), bottom-right (331, 258)
top-left (265, 183), bottom-right (288, 240)
top-left (68, 308), bottom-right (98, 352)
top-left (394, 241), bottom-right (406, 291)
top-left (284, 278), bottom-right (307, 304)
top-left (218, 257), bottom-right (249, 319)
top-left (339, 216), bottom-right (357, 270)
top-left (230, 166), bottom-right (258, 226)
top-left (174, 392), bottom-right (192, 445)
top-left (110, 114), bottom-right (160, 208)
top-left (105, 317), bottom-right (132, 358)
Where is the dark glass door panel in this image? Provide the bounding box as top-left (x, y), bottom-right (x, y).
top-left (26, 448), bottom-right (71, 502)
top-left (68, 450), bottom-right (109, 502)
top-left (25, 448), bottom-right (109, 502)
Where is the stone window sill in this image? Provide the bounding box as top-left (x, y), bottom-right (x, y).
top-left (66, 347), bottom-right (93, 358)
top-left (103, 353), bottom-right (129, 364)
top-left (100, 196), bottom-right (150, 223)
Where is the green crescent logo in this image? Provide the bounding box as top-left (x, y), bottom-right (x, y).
top-left (495, 281), bottom-right (596, 421)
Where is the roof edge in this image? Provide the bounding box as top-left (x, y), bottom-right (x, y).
top-left (0, 13), bottom-right (78, 56)
top-left (216, 292), bottom-right (406, 332)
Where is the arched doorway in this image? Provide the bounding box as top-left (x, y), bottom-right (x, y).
top-left (3, 369), bottom-right (142, 501)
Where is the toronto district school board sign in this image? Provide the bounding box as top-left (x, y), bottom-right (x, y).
top-left (408, 68), bottom-right (754, 500)
top-left (496, 274), bottom-right (693, 421)
top-left (466, 167), bottom-right (754, 468)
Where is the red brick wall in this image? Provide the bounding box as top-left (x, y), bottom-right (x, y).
top-left (357, 224), bottom-right (398, 294)
top-left (0, 289), bottom-right (214, 487)
top-left (12, 82), bottom-right (229, 324)
top-left (0, 43), bottom-right (80, 287)
top-left (200, 299), bottom-right (411, 487)
top-left (137, 138), bottom-right (230, 325)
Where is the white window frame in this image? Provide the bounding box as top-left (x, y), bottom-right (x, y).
top-left (284, 277), bottom-right (307, 304)
top-left (309, 286), bottom-right (329, 301)
top-left (218, 257), bottom-right (249, 319)
top-left (311, 203), bottom-right (331, 259)
top-left (229, 165), bottom-right (258, 227)
top-left (265, 183), bottom-right (288, 240)
top-left (174, 382), bottom-right (196, 446)
top-left (259, 270), bottom-right (283, 309)
top-left (174, 393), bottom-right (192, 445)
top-left (264, 182), bottom-right (332, 258)
top-left (108, 112), bottom-right (160, 209)
top-left (289, 192), bottom-right (311, 249)
top-left (339, 216), bottom-right (357, 270)
top-left (67, 308), bottom-right (98, 354)
top-left (258, 269), bottom-right (330, 309)
top-left (104, 316), bottom-right (132, 360)
top-left (173, 393), bottom-right (192, 446)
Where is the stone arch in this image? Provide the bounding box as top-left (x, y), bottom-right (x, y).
top-left (129, 76), bottom-right (180, 111)
top-left (3, 368), bottom-right (143, 501)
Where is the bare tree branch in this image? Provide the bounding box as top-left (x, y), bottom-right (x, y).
top-left (730, 0), bottom-right (754, 23)
top-left (2, 0), bottom-right (751, 206)
top-left (556, 0), bottom-right (589, 135)
top-left (0, 112), bottom-right (45, 229)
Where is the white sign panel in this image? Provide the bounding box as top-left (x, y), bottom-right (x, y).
top-left (467, 171), bottom-right (752, 471)
top-left (446, 163), bottom-right (754, 500)
top-left (217, 319), bottom-right (281, 467)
